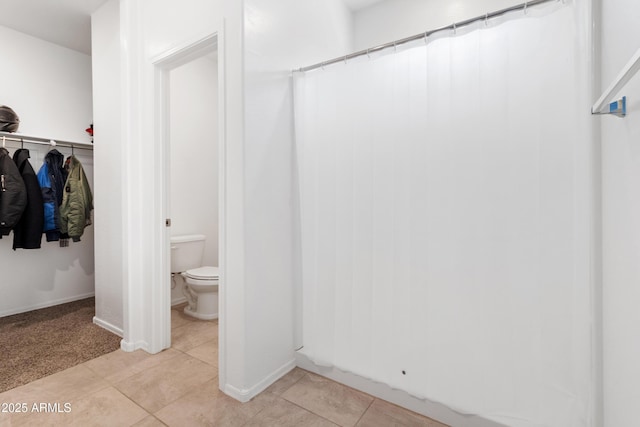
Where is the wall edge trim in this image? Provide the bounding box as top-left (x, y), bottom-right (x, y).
top-left (120, 339), bottom-right (148, 353)
top-left (92, 315), bottom-right (123, 337)
top-left (222, 358), bottom-right (296, 403)
top-left (0, 292), bottom-right (95, 318)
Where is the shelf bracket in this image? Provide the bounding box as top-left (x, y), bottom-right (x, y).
top-left (592, 46), bottom-right (640, 117)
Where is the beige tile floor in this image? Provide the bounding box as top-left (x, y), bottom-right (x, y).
top-left (0, 305), bottom-right (448, 427)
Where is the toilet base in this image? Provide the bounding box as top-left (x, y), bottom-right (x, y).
top-left (181, 274), bottom-right (219, 321)
top-left (183, 305), bottom-right (218, 320)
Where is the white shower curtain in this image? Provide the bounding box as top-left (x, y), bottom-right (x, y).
top-left (294, 2), bottom-right (593, 426)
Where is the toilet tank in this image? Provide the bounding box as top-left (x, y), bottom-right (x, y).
top-left (170, 234), bottom-right (205, 273)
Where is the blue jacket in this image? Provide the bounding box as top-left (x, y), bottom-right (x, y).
top-left (37, 149), bottom-right (68, 242)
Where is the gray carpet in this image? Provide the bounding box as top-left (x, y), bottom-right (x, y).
top-left (0, 297), bottom-right (121, 393)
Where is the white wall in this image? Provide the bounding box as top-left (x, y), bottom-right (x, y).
top-left (91, 0), bottom-right (353, 402)
top-left (353, 0), bottom-right (522, 50)
top-left (92, 0), bottom-right (231, 367)
top-left (92, 0), bottom-right (124, 336)
top-left (0, 26), bottom-right (93, 143)
top-left (243, 0), bottom-right (353, 391)
top-left (0, 25), bottom-right (94, 318)
top-left (600, 0), bottom-right (640, 426)
top-left (91, 0), bottom-right (255, 396)
top-left (170, 55), bottom-right (219, 304)
top-left (92, 0), bottom-right (224, 349)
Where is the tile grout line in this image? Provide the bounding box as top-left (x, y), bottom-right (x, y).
top-left (353, 397), bottom-right (376, 427)
top-left (106, 350), bottom-right (217, 419)
top-left (295, 369), bottom-right (447, 426)
top-left (112, 388), bottom-right (157, 427)
top-left (238, 370), bottom-right (311, 427)
top-left (281, 368), bottom-right (308, 390)
top-left (276, 396), bottom-right (343, 427)
top-left (140, 414), bottom-right (170, 427)
top-left (160, 309), bottom-right (222, 419)
top-left (259, 371), bottom-right (343, 426)
top-left (279, 370), bottom-right (388, 427)
top-left (75, 361), bottom-right (159, 426)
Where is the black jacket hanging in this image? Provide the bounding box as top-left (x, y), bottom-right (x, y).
top-left (0, 147), bottom-right (27, 236)
top-left (12, 149), bottom-right (44, 249)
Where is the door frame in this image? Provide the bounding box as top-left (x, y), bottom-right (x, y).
top-left (150, 31), bottom-right (224, 356)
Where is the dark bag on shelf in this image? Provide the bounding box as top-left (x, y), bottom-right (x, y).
top-left (0, 105), bottom-right (20, 132)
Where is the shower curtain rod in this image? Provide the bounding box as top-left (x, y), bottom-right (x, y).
top-left (296, 0), bottom-right (559, 73)
top-left (0, 131), bottom-right (93, 150)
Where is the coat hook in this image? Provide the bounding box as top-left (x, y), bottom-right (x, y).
top-left (485, 13), bottom-right (489, 26)
top-left (2, 136), bottom-right (5, 148)
top-left (50, 139), bottom-right (57, 147)
top-left (453, 22), bottom-right (457, 34)
top-left (524, 2), bottom-right (528, 14)
top-left (424, 32), bottom-right (428, 43)
top-left (367, 48), bottom-right (371, 59)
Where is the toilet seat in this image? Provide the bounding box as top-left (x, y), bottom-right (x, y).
top-left (184, 266), bottom-right (219, 281)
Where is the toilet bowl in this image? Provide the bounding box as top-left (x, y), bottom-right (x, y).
top-left (170, 234), bottom-right (219, 320)
top-left (181, 266), bottom-right (219, 320)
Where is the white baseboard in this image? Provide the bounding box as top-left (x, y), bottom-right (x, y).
top-left (223, 358), bottom-right (296, 403)
top-left (0, 292), bottom-right (96, 318)
top-left (171, 296), bottom-right (187, 306)
top-left (92, 316), bottom-right (123, 337)
top-left (120, 339), bottom-right (149, 353)
top-left (295, 352), bottom-right (507, 427)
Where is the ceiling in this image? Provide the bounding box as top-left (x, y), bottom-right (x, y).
top-left (0, 0), bottom-right (108, 55)
top-left (0, 0), bottom-right (383, 56)
top-left (342, 0), bottom-right (385, 11)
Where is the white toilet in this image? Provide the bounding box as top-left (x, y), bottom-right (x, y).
top-left (170, 234), bottom-right (219, 320)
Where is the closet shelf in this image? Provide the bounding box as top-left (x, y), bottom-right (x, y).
top-left (0, 131), bottom-right (93, 150)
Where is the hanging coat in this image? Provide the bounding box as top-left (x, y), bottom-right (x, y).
top-left (12, 149), bottom-right (44, 249)
top-left (0, 147), bottom-right (27, 237)
top-left (37, 149), bottom-right (68, 242)
top-left (60, 155), bottom-right (93, 242)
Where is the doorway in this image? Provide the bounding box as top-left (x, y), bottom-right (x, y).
top-left (152, 33), bottom-right (221, 354)
top-left (168, 53), bottom-right (219, 309)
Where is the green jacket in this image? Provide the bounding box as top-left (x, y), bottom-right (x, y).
top-left (60, 155), bottom-right (93, 242)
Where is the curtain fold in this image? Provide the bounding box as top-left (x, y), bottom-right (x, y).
top-left (294, 3), bottom-right (592, 426)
